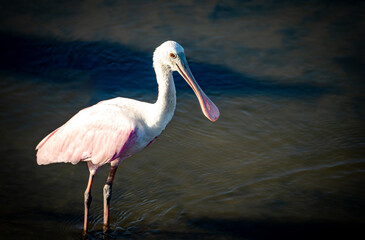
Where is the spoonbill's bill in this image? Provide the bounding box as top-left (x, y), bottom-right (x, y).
top-left (36, 41), bottom-right (219, 234)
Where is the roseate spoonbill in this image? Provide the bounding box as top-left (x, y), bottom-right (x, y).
top-left (36, 41), bottom-right (219, 234)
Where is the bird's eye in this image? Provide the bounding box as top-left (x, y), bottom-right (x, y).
top-left (170, 53), bottom-right (176, 58)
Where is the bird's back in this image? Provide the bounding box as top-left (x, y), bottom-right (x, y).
top-left (36, 102), bottom-right (139, 168)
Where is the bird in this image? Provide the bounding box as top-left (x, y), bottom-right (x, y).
top-left (35, 40), bottom-right (219, 235)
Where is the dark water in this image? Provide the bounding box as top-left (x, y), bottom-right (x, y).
top-left (0, 0), bottom-right (364, 239)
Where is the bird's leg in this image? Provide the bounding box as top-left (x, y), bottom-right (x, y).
top-left (103, 166), bottom-right (118, 233)
top-left (83, 173), bottom-right (94, 236)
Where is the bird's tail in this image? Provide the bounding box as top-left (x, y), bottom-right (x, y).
top-left (36, 128), bottom-right (62, 165)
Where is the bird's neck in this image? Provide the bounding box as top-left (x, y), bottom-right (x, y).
top-left (149, 63), bottom-right (176, 129)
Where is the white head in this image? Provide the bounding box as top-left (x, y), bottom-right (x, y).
top-left (153, 41), bottom-right (184, 71)
top-left (153, 41), bottom-right (219, 122)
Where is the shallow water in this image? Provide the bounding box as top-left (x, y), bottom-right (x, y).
top-left (0, 0), bottom-right (364, 239)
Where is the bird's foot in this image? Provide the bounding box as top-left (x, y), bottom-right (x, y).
top-left (103, 224), bottom-right (110, 234)
top-left (82, 229), bottom-right (88, 239)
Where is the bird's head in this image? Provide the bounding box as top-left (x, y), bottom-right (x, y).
top-left (153, 41), bottom-right (219, 122)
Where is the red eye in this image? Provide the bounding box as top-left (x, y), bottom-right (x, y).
top-left (170, 53), bottom-right (176, 58)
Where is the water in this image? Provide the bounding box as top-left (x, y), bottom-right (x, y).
top-left (0, 0), bottom-right (364, 239)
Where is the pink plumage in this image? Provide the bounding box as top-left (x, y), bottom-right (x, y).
top-left (36, 103), bottom-right (138, 173)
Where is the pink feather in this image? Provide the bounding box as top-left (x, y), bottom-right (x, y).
top-left (36, 104), bottom-right (138, 171)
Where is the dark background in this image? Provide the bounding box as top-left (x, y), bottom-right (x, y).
top-left (0, 0), bottom-right (364, 239)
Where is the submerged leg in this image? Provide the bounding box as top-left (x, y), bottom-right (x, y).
top-left (103, 166), bottom-right (118, 233)
top-left (83, 173), bottom-right (95, 235)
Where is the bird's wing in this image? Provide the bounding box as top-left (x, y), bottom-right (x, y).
top-left (36, 104), bottom-right (138, 167)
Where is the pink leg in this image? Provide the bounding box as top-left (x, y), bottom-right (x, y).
top-left (83, 173), bottom-right (94, 235)
top-left (103, 166), bottom-right (118, 233)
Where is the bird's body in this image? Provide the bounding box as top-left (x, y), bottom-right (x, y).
top-left (35, 41), bottom-right (219, 234)
top-left (36, 96), bottom-right (174, 174)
